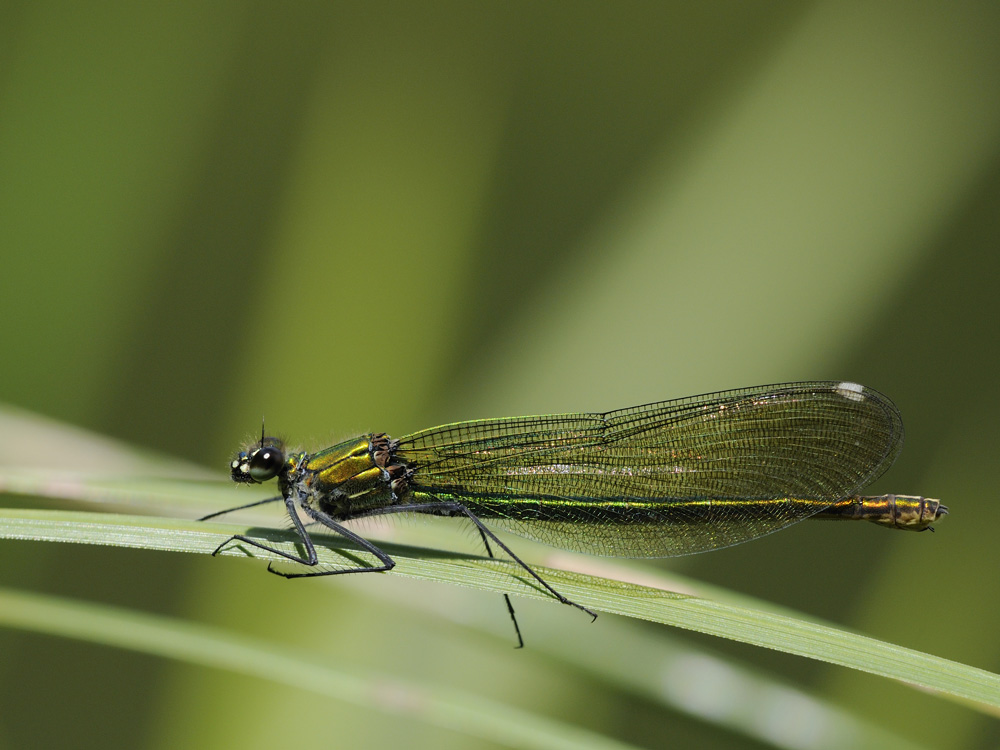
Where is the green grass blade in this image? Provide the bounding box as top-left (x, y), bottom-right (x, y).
top-left (0, 585), bottom-right (641, 750)
top-left (0, 497), bottom-right (929, 750)
top-left (0, 506), bottom-right (996, 716)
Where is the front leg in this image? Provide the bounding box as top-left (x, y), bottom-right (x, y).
top-left (209, 495), bottom-right (320, 566)
top-left (270, 503), bottom-right (395, 578)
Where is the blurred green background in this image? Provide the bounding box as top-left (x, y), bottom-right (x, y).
top-left (2, 1), bottom-right (1000, 748)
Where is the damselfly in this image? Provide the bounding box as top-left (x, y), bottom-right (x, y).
top-left (201, 381), bottom-right (945, 645)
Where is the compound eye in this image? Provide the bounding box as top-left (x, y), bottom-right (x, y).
top-left (248, 446), bottom-right (284, 482)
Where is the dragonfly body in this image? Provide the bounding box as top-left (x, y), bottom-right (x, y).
top-left (268, 435), bottom-right (943, 548)
top-left (208, 381), bottom-right (946, 641)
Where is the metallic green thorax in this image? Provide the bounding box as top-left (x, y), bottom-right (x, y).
top-left (287, 436), bottom-right (396, 517)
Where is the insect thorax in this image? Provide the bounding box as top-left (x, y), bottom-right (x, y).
top-left (294, 433), bottom-right (411, 518)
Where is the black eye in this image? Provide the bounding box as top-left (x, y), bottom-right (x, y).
top-left (248, 447), bottom-right (284, 482)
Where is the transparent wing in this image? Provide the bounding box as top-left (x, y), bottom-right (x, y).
top-left (394, 382), bottom-right (904, 557)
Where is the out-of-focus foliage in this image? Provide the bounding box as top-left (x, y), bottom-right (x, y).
top-left (1, 2), bottom-right (999, 748)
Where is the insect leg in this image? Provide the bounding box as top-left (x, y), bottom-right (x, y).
top-left (207, 495), bottom-right (320, 564)
top-left (476, 526), bottom-right (524, 649)
top-left (362, 501), bottom-right (598, 621)
top-left (198, 495), bottom-right (284, 521)
top-left (269, 502), bottom-right (395, 579)
top-left (206, 494), bottom-right (395, 577)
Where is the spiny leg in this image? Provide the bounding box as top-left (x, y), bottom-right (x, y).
top-left (198, 495), bottom-right (283, 522)
top-left (359, 501), bottom-right (598, 621)
top-left (272, 503), bottom-right (394, 578)
top-left (207, 496), bottom-right (319, 564)
top-left (207, 496), bottom-right (394, 577)
top-left (477, 526), bottom-right (524, 649)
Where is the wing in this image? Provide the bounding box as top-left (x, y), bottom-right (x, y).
top-left (393, 381), bottom-right (904, 557)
